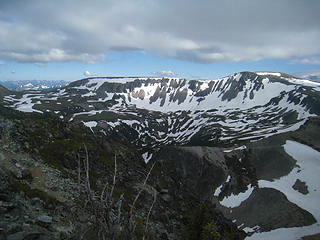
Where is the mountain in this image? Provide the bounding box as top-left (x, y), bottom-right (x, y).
top-left (2, 72), bottom-right (320, 154)
top-left (294, 70), bottom-right (320, 83)
top-left (0, 71), bottom-right (320, 240)
top-left (0, 80), bottom-right (69, 91)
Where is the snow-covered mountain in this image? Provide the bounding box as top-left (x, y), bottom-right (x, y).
top-left (0, 80), bottom-right (69, 91)
top-left (3, 72), bottom-right (320, 154)
top-left (294, 70), bottom-right (320, 82)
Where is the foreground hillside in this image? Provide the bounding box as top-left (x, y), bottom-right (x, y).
top-left (0, 71), bottom-right (320, 239)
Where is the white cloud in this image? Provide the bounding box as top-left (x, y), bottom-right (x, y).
top-left (34, 62), bottom-right (45, 67)
top-left (153, 70), bottom-right (177, 77)
top-left (0, 0), bottom-right (319, 64)
top-left (84, 71), bottom-right (92, 76)
top-left (0, 61), bottom-right (5, 65)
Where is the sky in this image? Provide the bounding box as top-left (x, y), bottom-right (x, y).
top-left (0, 0), bottom-right (320, 81)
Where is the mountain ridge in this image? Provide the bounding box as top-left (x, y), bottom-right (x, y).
top-left (2, 71), bottom-right (320, 156)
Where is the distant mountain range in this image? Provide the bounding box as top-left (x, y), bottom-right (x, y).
top-left (293, 70), bottom-right (320, 82)
top-left (0, 80), bottom-right (69, 91)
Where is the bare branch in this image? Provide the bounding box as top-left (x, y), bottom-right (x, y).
top-left (77, 153), bottom-right (81, 193)
top-left (143, 161), bottom-right (156, 186)
top-left (110, 152), bottom-right (117, 199)
top-left (130, 161), bottom-right (156, 221)
top-left (78, 145), bottom-right (157, 240)
top-left (143, 187), bottom-right (157, 240)
top-left (83, 144), bottom-right (91, 194)
top-left (100, 180), bottom-right (109, 202)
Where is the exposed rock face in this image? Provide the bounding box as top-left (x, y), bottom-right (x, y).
top-left (154, 146), bottom-right (227, 201)
top-left (227, 188), bottom-right (316, 232)
top-left (249, 136), bottom-right (297, 181)
top-left (151, 146), bottom-right (246, 239)
top-left (301, 233), bottom-right (320, 240)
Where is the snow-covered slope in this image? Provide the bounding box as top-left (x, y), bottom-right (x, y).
top-left (2, 72), bottom-right (320, 150)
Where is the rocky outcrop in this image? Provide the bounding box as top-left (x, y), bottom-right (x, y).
top-left (227, 188), bottom-right (316, 232)
top-left (292, 179), bottom-right (309, 195)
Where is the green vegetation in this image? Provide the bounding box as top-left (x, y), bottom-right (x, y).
top-left (134, 217), bottom-right (155, 240)
top-left (201, 221), bottom-right (222, 240)
top-left (181, 203), bottom-right (222, 240)
top-left (11, 179), bottom-right (61, 208)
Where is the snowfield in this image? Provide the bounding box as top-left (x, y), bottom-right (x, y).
top-left (247, 140), bottom-right (320, 240)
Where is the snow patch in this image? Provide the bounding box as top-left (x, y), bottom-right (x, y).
top-left (214, 185), bottom-right (223, 197)
top-left (223, 145), bottom-right (247, 153)
top-left (220, 185), bottom-right (254, 208)
top-left (226, 175), bottom-right (231, 183)
top-left (256, 72), bottom-right (281, 77)
top-left (82, 121), bottom-right (98, 133)
top-left (142, 152), bottom-right (153, 164)
top-left (243, 226), bottom-right (260, 234)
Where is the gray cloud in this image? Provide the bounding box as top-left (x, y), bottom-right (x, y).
top-left (0, 0), bottom-right (319, 64)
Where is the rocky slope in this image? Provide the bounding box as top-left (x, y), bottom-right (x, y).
top-left (0, 71), bottom-right (320, 239)
top-left (0, 106), bottom-right (245, 239)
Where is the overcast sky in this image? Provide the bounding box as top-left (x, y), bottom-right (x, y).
top-left (0, 0), bottom-right (320, 80)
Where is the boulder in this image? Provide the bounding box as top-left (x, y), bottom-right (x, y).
top-left (36, 215), bottom-right (52, 228)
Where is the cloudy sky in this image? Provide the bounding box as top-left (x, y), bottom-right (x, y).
top-left (0, 0), bottom-right (319, 81)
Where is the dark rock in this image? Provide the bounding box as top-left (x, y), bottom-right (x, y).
top-left (172, 88), bottom-right (188, 104)
top-left (23, 232), bottom-right (42, 240)
top-left (30, 198), bottom-right (41, 206)
top-left (0, 194), bottom-right (9, 201)
top-left (21, 170), bottom-right (33, 181)
top-left (292, 179), bottom-right (309, 195)
top-left (0, 233), bottom-right (6, 240)
top-left (36, 215), bottom-right (52, 228)
top-left (301, 233), bottom-right (320, 240)
top-left (0, 207), bottom-right (7, 214)
top-left (6, 224), bottom-right (22, 235)
top-left (160, 194), bottom-right (171, 202)
top-left (0, 227), bottom-right (6, 240)
top-left (0, 170), bottom-right (10, 192)
top-left (154, 146), bottom-right (226, 201)
top-left (0, 202), bottom-right (15, 214)
top-left (249, 135), bottom-right (296, 181)
top-left (7, 232), bottom-right (24, 240)
top-left (7, 231), bottom-right (42, 240)
top-left (229, 188), bottom-right (316, 232)
top-left (61, 152), bottom-right (77, 170)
